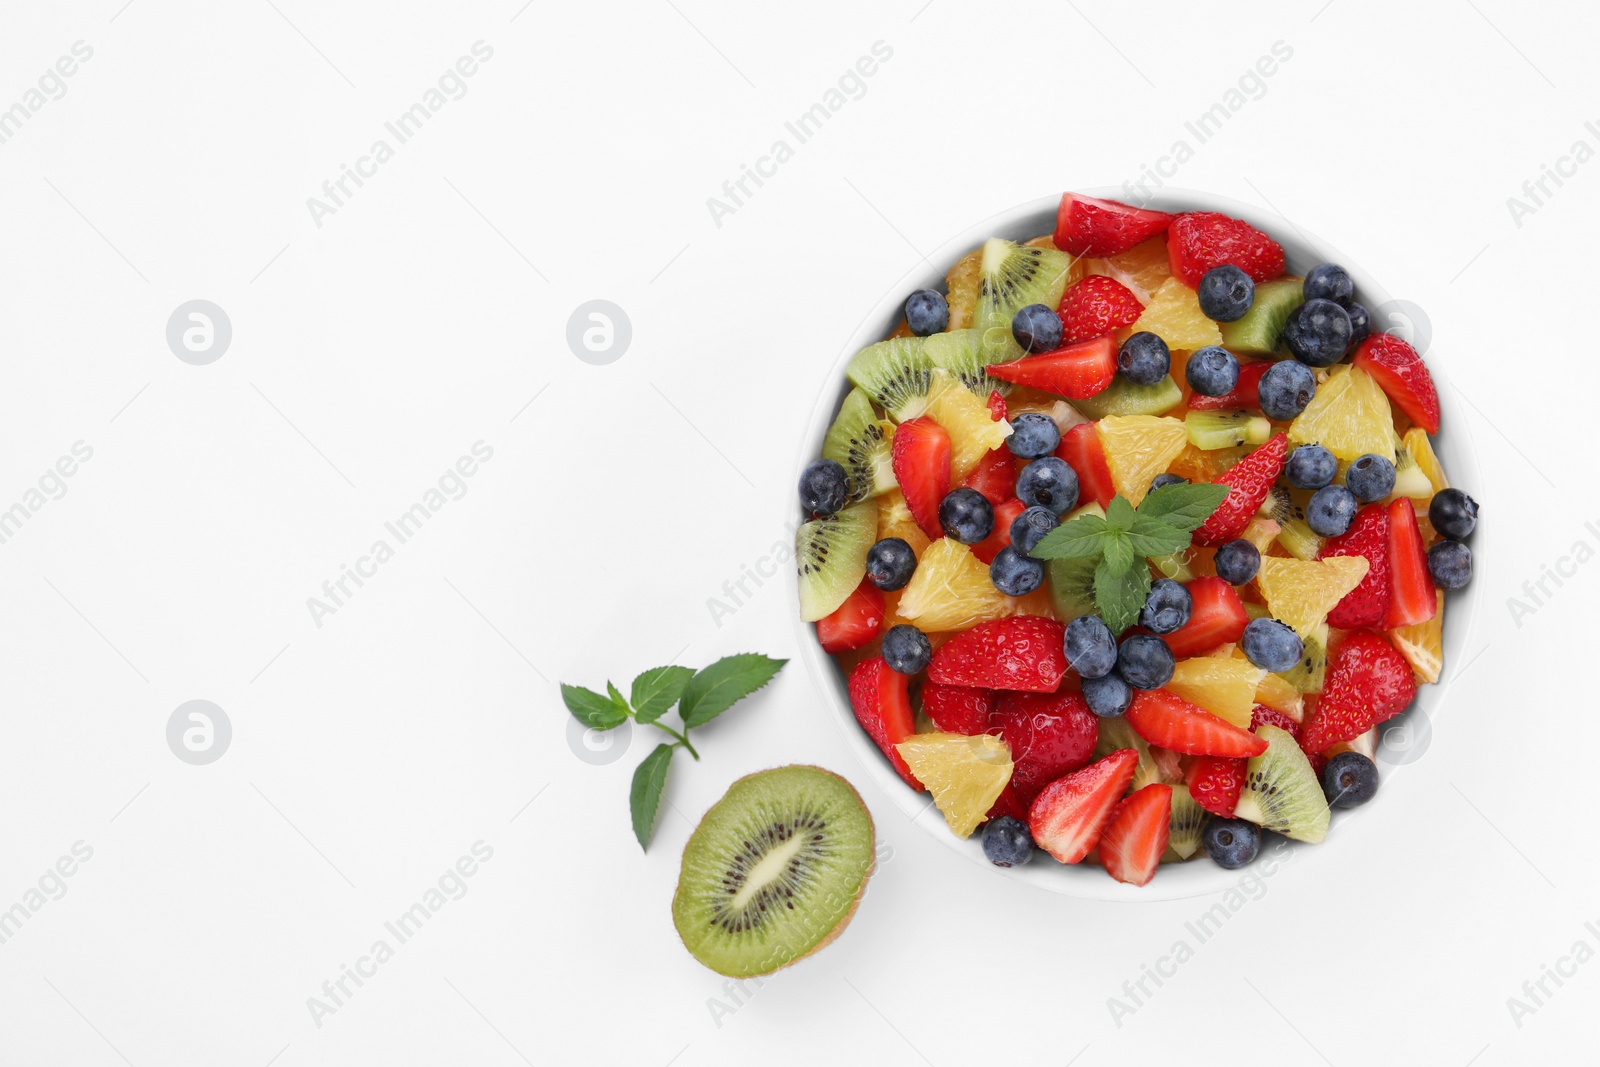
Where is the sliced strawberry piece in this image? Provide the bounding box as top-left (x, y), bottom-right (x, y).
top-left (1164, 577), bottom-right (1249, 657)
top-left (1167, 211), bottom-right (1286, 288)
top-left (1126, 688), bottom-right (1268, 758)
top-left (1384, 497), bottom-right (1438, 629)
top-left (962, 447), bottom-right (1017, 506)
top-left (848, 657), bottom-right (922, 790)
top-left (1028, 748), bottom-right (1139, 863)
top-left (1058, 275), bottom-right (1145, 344)
top-left (987, 390), bottom-right (1007, 422)
top-left (1098, 784), bottom-right (1172, 886)
top-left (991, 690), bottom-right (1098, 806)
top-left (816, 581), bottom-right (885, 653)
top-left (1352, 333), bottom-right (1440, 434)
top-left (1320, 504), bottom-right (1391, 629)
top-left (927, 616), bottom-right (1068, 692)
top-left (1054, 194), bottom-right (1172, 258)
top-left (890, 416), bottom-right (950, 539)
top-left (1192, 433), bottom-right (1288, 546)
top-left (986, 336), bottom-right (1117, 400)
top-left (920, 682), bottom-right (997, 735)
top-left (971, 497), bottom-right (1026, 565)
top-left (1185, 756), bottom-right (1246, 818)
top-left (1187, 360), bottom-right (1272, 411)
top-left (1249, 704), bottom-right (1300, 738)
top-left (1058, 422), bottom-right (1116, 508)
top-left (1299, 632), bottom-right (1416, 752)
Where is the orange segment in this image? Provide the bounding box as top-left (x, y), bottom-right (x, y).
top-left (1289, 365), bottom-right (1395, 463)
top-left (1166, 657), bottom-right (1267, 728)
top-left (877, 488), bottom-right (930, 559)
top-left (1256, 556), bottom-right (1371, 637)
top-left (1128, 277), bottom-right (1223, 352)
top-left (1404, 427), bottom-right (1449, 495)
top-left (1391, 591), bottom-right (1445, 684)
top-left (925, 369), bottom-right (1012, 482)
top-left (1085, 234), bottom-right (1171, 305)
top-left (894, 539), bottom-right (1013, 632)
top-left (1253, 671), bottom-right (1305, 722)
top-left (896, 733), bottom-right (1014, 837)
top-left (1096, 415), bottom-right (1189, 506)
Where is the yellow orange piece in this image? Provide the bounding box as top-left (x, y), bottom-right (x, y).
top-left (1242, 517), bottom-right (1282, 555)
top-left (896, 732), bottom-right (1014, 838)
top-left (925, 369), bottom-right (1012, 483)
top-left (1256, 556), bottom-right (1371, 638)
top-left (1391, 591), bottom-right (1445, 684)
top-left (944, 246), bottom-right (982, 331)
top-left (1166, 658), bottom-right (1267, 728)
top-left (1085, 234), bottom-right (1171, 304)
top-left (1096, 415), bottom-right (1189, 506)
top-left (877, 488), bottom-right (930, 559)
top-left (1289, 366), bottom-right (1395, 463)
top-left (1129, 277), bottom-right (1223, 352)
top-left (894, 538), bottom-right (1014, 632)
top-left (1253, 671), bottom-right (1305, 722)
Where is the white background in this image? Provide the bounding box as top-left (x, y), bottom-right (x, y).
top-left (0, 0), bottom-right (1593, 1064)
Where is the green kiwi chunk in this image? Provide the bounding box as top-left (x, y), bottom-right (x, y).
top-left (846, 337), bottom-right (933, 421)
top-left (1389, 436), bottom-right (1433, 501)
top-left (1072, 375), bottom-right (1183, 420)
top-left (1234, 725), bottom-right (1329, 843)
top-left (673, 765), bottom-right (875, 978)
top-left (923, 328), bottom-right (1003, 397)
top-left (1046, 503), bottom-right (1106, 620)
top-left (1167, 784), bottom-right (1208, 860)
top-left (973, 238), bottom-right (1077, 366)
top-left (796, 498), bottom-right (877, 622)
top-left (1266, 486), bottom-right (1324, 560)
top-left (822, 389), bottom-right (895, 503)
top-left (1220, 277), bottom-right (1304, 354)
top-left (1185, 410), bottom-right (1273, 451)
top-left (1275, 621), bottom-right (1328, 694)
top-left (1094, 717), bottom-right (1165, 792)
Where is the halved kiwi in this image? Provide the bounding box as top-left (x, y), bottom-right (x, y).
top-left (1094, 717), bottom-right (1166, 792)
top-left (1265, 486), bottom-right (1324, 561)
top-left (923, 328), bottom-right (1003, 397)
top-left (1219, 277), bottom-right (1304, 354)
top-left (1072, 375), bottom-right (1183, 420)
top-left (1389, 435), bottom-right (1434, 501)
top-left (673, 765), bottom-right (875, 978)
top-left (974, 238), bottom-right (1077, 365)
top-left (1275, 621), bottom-right (1328, 694)
top-left (846, 337), bottom-right (933, 421)
top-left (822, 389), bottom-right (896, 503)
top-left (1186, 410), bottom-right (1272, 451)
top-left (1047, 557), bottom-right (1098, 621)
top-left (796, 498), bottom-right (877, 622)
top-left (1167, 783), bottom-right (1208, 860)
top-left (1234, 724), bottom-right (1329, 843)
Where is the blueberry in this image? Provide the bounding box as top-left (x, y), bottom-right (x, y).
top-left (1117, 633), bottom-right (1175, 690)
top-left (1321, 751), bottom-right (1379, 809)
top-left (1428, 540), bottom-right (1472, 590)
top-left (938, 487), bottom-right (994, 544)
top-left (1345, 453), bottom-right (1396, 502)
top-left (1346, 302), bottom-right (1371, 346)
top-left (1007, 412), bottom-right (1061, 459)
top-left (866, 537), bottom-right (917, 591)
top-left (1117, 331), bottom-right (1171, 386)
top-left (1258, 360), bottom-right (1317, 421)
top-left (1197, 264), bottom-right (1255, 322)
top-left (1186, 345), bottom-right (1241, 397)
top-left (1428, 488), bottom-right (1479, 540)
top-left (904, 289), bottom-right (949, 336)
top-left (1307, 484), bottom-right (1358, 537)
top-left (1015, 457), bottom-right (1080, 515)
top-left (990, 546), bottom-right (1045, 596)
top-left (1012, 303), bottom-right (1063, 354)
top-left (1240, 617), bottom-right (1303, 673)
top-left (1202, 819), bottom-right (1261, 869)
top-left (1140, 578), bottom-right (1193, 635)
top-left (1283, 298), bottom-right (1353, 368)
top-left (1214, 539), bottom-right (1261, 585)
top-left (1285, 444), bottom-right (1337, 490)
top-left (1010, 505), bottom-right (1058, 558)
top-left (799, 459), bottom-right (848, 515)
top-left (981, 815), bottom-right (1035, 867)
top-left (881, 624), bottom-right (932, 675)
top-left (1064, 615), bottom-right (1118, 679)
top-left (1150, 473), bottom-right (1189, 493)
top-left (1303, 263), bottom-right (1356, 306)
top-left (1082, 672), bottom-right (1134, 718)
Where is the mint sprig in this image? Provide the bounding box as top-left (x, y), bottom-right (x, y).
top-left (1031, 482), bottom-right (1229, 633)
top-left (561, 654), bottom-right (787, 850)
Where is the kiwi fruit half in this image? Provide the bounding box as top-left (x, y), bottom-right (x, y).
top-left (923, 328), bottom-right (1003, 397)
top-left (1275, 621), bottom-right (1328, 694)
top-left (847, 337), bottom-right (933, 421)
top-left (796, 498), bottom-right (877, 622)
top-left (1233, 724), bottom-right (1329, 843)
top-left (1072, 375), bottom-right (1183, 420)
top-left (974, 238), bottom-right (1077, 365)
top-left (1219, 277), bottom-right (1304, 354)
top-left (822, 388), bottom-right (896, 503)
top-left (673, 765), bottom-right (875, 978)
top-left (1185, 410), bottom-right (1272, 451)
top-left (1389, 435), bottom-right (1434, 501)
top-left (1093, 717), bottom-right (1166, 792)
top-left (1166, 783), bottom-right (1208, 860)
top-left (1265, 486), bottom-right (1324, 561)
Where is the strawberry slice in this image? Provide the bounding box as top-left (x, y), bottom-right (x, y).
top-left (920, 682), bottom-right (997, 735)
top-left (991, 690), bottom-right (1099, 806)
top-left (1028, 748), bottom-right (1139, 863)
top-left (1352, 333), bottom-right (1440, 434)
top-left (1167, 211), bottom-right (1286, 287)
top-left (890, 416), bottom-right (950, 539)
top-left (1053, 193), bottom-right (1173, 257)
top-left (1163, 577), bottom-right (1249, 657)
top-left (848, 657), bottom-right (923, 790)
top-left (1320, 504), bottom-right (1391, 629)
top-left (1126, 688), bottom-right (1268, 758)
top-left (987, 390), bottom-right (1007, 422)
top-left (1058, 422), bottom-right (1117, 508)
top-left (928, 616), bottom-right (1068, 692)
top-left (962, 447), bottom-right (1017, 506)
top-left (1299, 632), bottom-right (1416, 753)
top-left (1249, 704), bottom-right (1301, 738)
top-left (1058, 275), bottom-right (1145, 344)
top-left (1384, 497), bottom-right (1438, 629)
top-left (986, 336), bottom-right (1117, 400)
top-left (1185, 756), bottom-right (1246, 817)
top-left (816, 580), bottom-right (885, 653)
top-left (1187, 360), bottom-right (1272, 411)
top-left (971, 497), bottom-right (1026, 565)
top-left (1098, 784), bottom-right (1173, 886)
top-left (1192, 433), bottom-right (1288, 546)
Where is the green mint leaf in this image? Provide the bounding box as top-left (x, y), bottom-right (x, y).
top-left (561, 683), bottom-right (629, 730)
top-left (1100, 531), bottom-right (1135, 575)
top-left (1095, 556), bottom-right (1151, 635)
top-left (629, 665), bottom-right (695, 725)
top-left (679, 654), bottom-right (788, 729)
top-left (1138, 482), bottom-right (1231, 532)
top-left (629, 743), bottom-right (675, 850)
top-left (1105, 494), bottom-right (1137, 532)
top-left (1030, 513), bottom-right (1110, 560)
top-left (1124, 512), bottom-right (1193, 558)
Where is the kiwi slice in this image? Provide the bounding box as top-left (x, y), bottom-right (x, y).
top-left (923, 328), bottom-right (1003, 397)
top-left (1072, 375), bottom-right (1183, 420)
top-left (1234, 725), bottom-right (1329, 843)
top-left (1275, 621), bottom-right (1328, 694)
top-left (1150, 551), bottom-right (1195, 582)
top-left (1265, 486), bottom-right (1324, 560)
top-left (1186, 410), bottom-right (1272, 450)
top-left (974, 238), bottom-right (1077, 365)
top-left (847, 337), bottom-right (933, 421)
top-left (1047, 557), bottom-right (1098, 621)
top-left (1244, 601), bottom-right (1272, 622)
top-left (1389, 435), bottom-right (1433, 500)
top-left (822, 389), bottom-right (896, 503)
top-left (796, 498), bottom-right (877, 622)
top-left (1094, 717), bottom-right (1165, 791)
top-left (1167, 784), bottom-right (1208, 860)
top-left (1220, 277), bottom-right (1304, 354)
top-left (673, 765), bottom-right (875, 978)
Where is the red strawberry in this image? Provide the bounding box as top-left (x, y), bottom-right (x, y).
top-left (848, 657), bottom-right (922, 790)
top-left (962, 447), bottom-right (1017, 506)
top-left (1352, 333), bottom-right (1440, 434)
top-left (890, 416), bottom-right (950, 539)
top-left (1249, 704), bottom-right (1301, 739)
top-left (986, 336), bottom-right (1117, 400)
top-left (1099, 784), bottom-right (1172, 886)
top-left (927, 616), bottom-right (1068, 692)
top-left (1058, 275), bottom-right (1145, 344)
top-left (816, 581), bottom-right (885, 653)
top-left (1028, 748), bottom-right (1139, 863)
top-left (1384, 497), bottom-right (1438, 629)
top-left (1054, 194), bottom-right (1172, 258)
top-left (1192, 433), bottom-right (1288, 546)
top-left (1187, 360), bottom-right (1272, 411)
top-left (972, 497), bottom-right (1026, 565)
top-left (1321, 504), bottom-right (1391, 629)
top-left (920, 682), bottom-right (997, 735)
top-left (1185, 756), bottom-right (1246, 818)
top-left (1126, 688), bottom-right (1268, 758)
top-left (1058, 422), bottom-right (1117, 508)
top-left (1299, 632), bottom-right (1416, 753)
top-left (1164, 577), bottom-right (1249, 657)
top-left (1167, 212), bottom-right (1286, 287)
top-left (991, 690), bottom-right (1099, 805)
top-left (987, 390), bottom-right (1007, 422)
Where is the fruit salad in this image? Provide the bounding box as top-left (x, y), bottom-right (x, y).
top-left (797, 191), bottom-right (1480, 886)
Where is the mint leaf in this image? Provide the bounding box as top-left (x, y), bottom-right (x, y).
top-left (630, 665), bottom-right (694, 725)
top-left (1105, 495), bottom-right (1136, 532)
top-left (679, 654), bottom-right (788, 729)
top-left (1030, 513), bottom-right (1110, 560)
top-left (629, 743), bottom-right (675, 850)
top-left (1138, 483), bottom-right (1230, 531)
top-left (1124, 512), bottom-right (1192, 557)
top-left (1095, 556), bottom-right (1151, 634)
top-left (1101, 531), bottom-right (1135, 575)
top-left (561, 683), bottom-right (628, 730)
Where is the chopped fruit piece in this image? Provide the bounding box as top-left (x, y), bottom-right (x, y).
top-left (1187, 360), bottom-right (1272, 411)
top-left (1057, 423), bottom-right (1117, 508)
top-left (1288, 365), bottom-right (1396, 463)
top-left (1168, 212), bottom-right (1286, 288)
top-left (927, 616), bottom-right (1068, 692)
top-left (1053, 194), bottom-right (1173, 257)
top-left (975, 238), bottom-right (1081, 365)
top-left (1391, 591), bottom-right (1445, 684)
top-left (1250, 704), bottom-right (1301, 737)
top-left (1274, 621), bottom-right (1329, 695)
top-left (1255, 556), bottom-right (1371, 638)
top-left (890, 416), bottom-right (951, 539)
top-left (992, 690), bottom-right (1099, 806)
top-left (1166, 657), bottom-right (1267, 728)
top-left (1186, 756), bottom-right (1246, 817)
top-left (1099, 784), bottom-right (1172, 886)
top-left (877, 488), bottom-right (931, 559)
top-left (921, 682), bottom-right (997, 735)
top-left (1320, 504), bottom-right (1391, 629)
top-left (848, 657), bottom-right (922, 790)
top-left (988, 390), bottom-right (1007, 422)
top-left (816, 581), bottom-right (886, 653)
top-left (1167, 784), bottom-right (1207, 859)
top-left (961, 447), bottom-right (1017, 506)
top-left (847, 337), bottom-right (934, 421)
top-left (797, 498), bottom-right (879, 622)
top-left (1253, 672), bottom-right (1305, 721)
top-left (1299, 632), bottom-right (1417, 752)
top-left (1071, 375), bottom-right (1184, 420)
top-left (944, 246), bottom-right (983, 330)
top-left (1235, 724), bottom-right (1328, 844)
top-left (1185, 410), bottom-right (1273, 451)
top-left (822, 388), bottom-right (896, 502)
top-left (1241, 516), bottom-right (1281, 555)
top-left (1165, 577), bottom-right (1249, 657)
top-left (894, 538), bottom-right (1014, 632)
top-left (1219, 277), bottom-right (1304, 354)
top-left (1058, 275), bottom-right (1145, 344)
top-left (896, 732), bottom-right (1014, 837)
top-left (1095, 415), bottom-right (1189, 506)
top-left (1129, 277), bottom-right (1224, 351)
top-left (1404, 427), bottom-right (1449, 496)
top-left (1028, 749), bottom-right (1140, 863)
top-left (987, 337), bottom-right (1118, 402)
top-left (1384, 497), bottom-right (1438, 629)
top-left (1192, 433), bottom-right (1289, 545)
top-left (1167, 441), bottom-right (1246, 483)
top-left (1086, 234), bottom-right (1172, 304)
top-left (1126, 688), bottom-right (1269, 758)
top-left (925, 370), bottom-right (1013, 483)
top-left (971, 497), bottom-right (1026, 565)
top-left (1352, 333), bottom-right (1440, 434)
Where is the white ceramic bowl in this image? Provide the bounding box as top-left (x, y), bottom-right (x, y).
top-left (793, 188), bottom-right (1482, 900)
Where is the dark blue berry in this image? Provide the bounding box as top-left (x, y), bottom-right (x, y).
top-left (1009, 505), bottom-right (1058, 557)
top-left (1186, 345), bottom-right (1241, 397)
top-left (1240, 617), bottom-right (1303, 673)
top-left (990, 546), bottom-right (1044, 596)
top-left (1345, 453), bottom-right (1396, 502)
top-left (866, 537), bottom-right (916, 591)
top-left (799, 459), bottom-right (848, 514)
top-left (1150, 473), bottom-right (1189, 493)
top-left (1307, 484), bottom-right (1358, 537)
top-left (1140, 579), bottom-right (1193, 635)
top-left (881, 624), bottom-right (931, 675)
top-left (1007, 412), bottom-right (1061, 459)
top-left (1012, 303), bottom-right (1063, 354)
top-left (1286, 444), bottom-right (1337, 490)
top-left (1428, 540), bottom-right (1472, 590)
top-left (1283, 298), bottom-right (1353, 368)
top-left (1346, 302), bottom-right (1371, 346)
top-left (981, 815), bottom-right (1034, 867)
top-left (904, 289), bottom-right (949, 336)
top-left (1428, 488), bottom-right (1478, 540)
top-left (1303, 263), bottom-right (1355, 306)
top-left (1117, 634), bottom-right (1175, 690)
top-left (1064, 615), bottom-right (1118, 679)
top-left (1203, 819), bottom-right (1260, 869)
top-left (1015, 457), bottom-right (1079, 515)
top-left (1258, 360), bottom-right (1317, 421)
top-left (1117, 331), bottom-right (1170, 386)
top-left (1214, 539), bottom-right (1261, 585)
top-left (1197, 264), bottom-right (1255, 322)
top-left (1082, 672), bottom-right (1134, 718)
top-left (1321, 751), bottom-right (1379, 809)
top-left (938, 488), bottom-right (993, 544)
